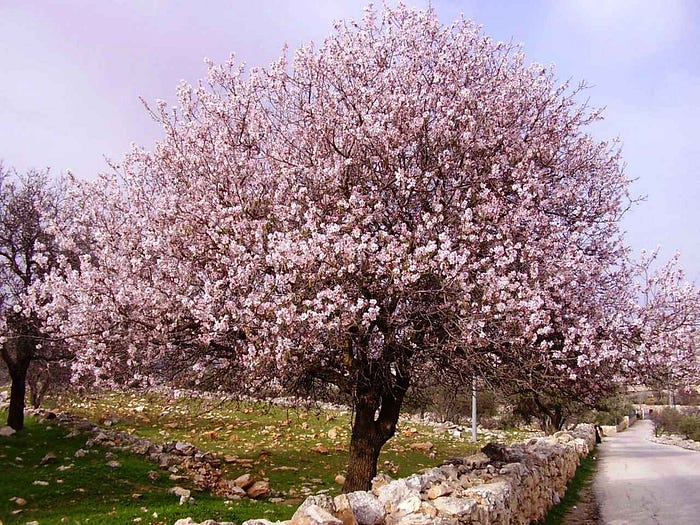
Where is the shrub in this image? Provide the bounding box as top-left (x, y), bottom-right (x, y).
top-left (651, 407), bottom-right (683, 436)
top-left (678, 415), bottom-right (700, 441)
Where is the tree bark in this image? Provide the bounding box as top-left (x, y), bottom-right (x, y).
top-left (343, 369), bottom-right (409, 492)
top-left (343, 401), bottom-right (385, 492)
top-left (7, 361), bottom-right (29, 430)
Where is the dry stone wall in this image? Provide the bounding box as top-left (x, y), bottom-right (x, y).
top-left (27, 408), bottom-right (271, 500)
top-left (24, 404), bottom-right (595, 525)
top-left (178, 424), bottom-right (596, 525)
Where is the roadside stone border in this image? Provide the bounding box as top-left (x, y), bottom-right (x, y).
top-left (651, 433), bottom-right (700, 452)
top-left (26, 408), bottom-right (271, 500)
top-left (175, 424), bottom-right (596, 525)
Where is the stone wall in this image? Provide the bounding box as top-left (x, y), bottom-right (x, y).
top-left (178, 424), bottom-right (596, 525)
top-left (27, 408), bottom-right (273, 500)
top-left (24, 404), bottom-right (595, 525)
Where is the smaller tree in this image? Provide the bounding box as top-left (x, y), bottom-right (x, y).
top-left (0, 164), bottom-right (67, 430)
top-left (628, 252), bottom-right (700, 390)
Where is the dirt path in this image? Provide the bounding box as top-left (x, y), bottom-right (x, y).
top-left (560, 476), bottom-right (601, 524)
top-left (594, 419), bottom-right (700, 524)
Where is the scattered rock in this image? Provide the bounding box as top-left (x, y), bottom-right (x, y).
top-left (246, 480), bottom-right (270, 499)
top-left (170, 486), bottom-right (192, 505)
top-left (408, 442), bottom-right (433, 452)
top-left (334, 474), bottom-right (346, 486)
top-left (39, 452), bottom-right (57, 465)
top-left (310, 444), bottom-right (329, 454)
top-left (173, 519), bottom-right (198, 525)
top-left (107, 460), bottom-right (121, 468)
top-left (233, 473), bottom-right (255, 489)
top-left (0, 426), bottom-right (16, 437)
top-left (172, 519), bottom-right (237, 525)
top-left (223, 483), bottom-right (247, 498)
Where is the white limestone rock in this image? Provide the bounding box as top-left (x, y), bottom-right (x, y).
top-left (431, 496), bottom-right (477, 518)
top-left (334, 491), bottom-right (385, 525)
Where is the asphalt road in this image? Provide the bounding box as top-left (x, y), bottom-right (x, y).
top-left (594, 419), bottom-right (700, 524)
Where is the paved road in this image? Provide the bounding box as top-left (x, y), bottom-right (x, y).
top-left (594, 419), bottom-right (700, 524)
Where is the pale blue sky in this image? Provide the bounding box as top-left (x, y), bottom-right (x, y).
top-left (1, 1), bottom-right (698, 282)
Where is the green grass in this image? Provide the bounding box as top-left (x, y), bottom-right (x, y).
top-left (43, 390), bottom-right (494, 496)
top-left (0, 415), bottom-right (294, 524)
top-left (540, 447), bottom-right (599, 525)
top-left (1, 390), bottom-right (536, 523)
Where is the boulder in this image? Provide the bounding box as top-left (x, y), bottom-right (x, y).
top-left (293, 495), bottom-right (335, 517)
top-left (233, 473), bottom-right (255, 489)
top-left (0, 426), bottom-right (16, 437)
top-left (247, 480), bottom-right (270, 499)
top-left (377, 479), bottom-right (418, 510)
top-left (291, 504), bottom-right (342, 525)
top-left (334, 491), bottom-right (385, 525)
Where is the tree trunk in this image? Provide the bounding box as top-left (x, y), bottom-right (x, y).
top-left (7, 362), bottom-right (29, 430)
top-left (343, 402), bottom-right (385, 492)
top-left (343, 373), bottom-right (409, 492)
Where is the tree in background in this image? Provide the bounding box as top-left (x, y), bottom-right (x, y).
top-left (39, 5), bottom-right (644, 490)
top-left (628, 252), bottom-right (700, 396)
top-left (0, 164), bottom-right (68, 430)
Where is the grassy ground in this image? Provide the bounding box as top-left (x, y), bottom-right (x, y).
top-left (2, 389), bottom-right (537, 524)
top-left (0, 414), bottom-right (291, 525)
top-left (43, 390), bottom-right (497, 496)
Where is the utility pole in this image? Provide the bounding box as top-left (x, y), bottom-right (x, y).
top-left (471, 375), bottom-right (477, 442)
top-left (669, 372), bottom-right (676, 408)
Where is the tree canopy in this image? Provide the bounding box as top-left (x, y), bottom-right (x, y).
top-left (32, 5), bottom-right (699, 490)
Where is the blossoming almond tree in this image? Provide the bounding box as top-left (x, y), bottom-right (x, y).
top-left (37, 5), bottom-right (645, 490)
top-left (628, 252), bottom-right (700, 389)
top-left (0, 165), bottom-right (68, 430)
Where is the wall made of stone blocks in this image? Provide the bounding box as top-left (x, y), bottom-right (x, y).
top-left (229, 423), bottom-right (597, 525)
